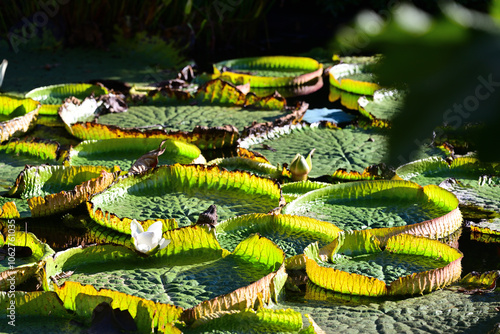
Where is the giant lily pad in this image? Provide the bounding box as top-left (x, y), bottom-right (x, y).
top-left (183, 308), bottom-right (306, 333)
top-left (206, 156), bottom-right (290, 181)
top-left (0, 137), bottom-right (60, 196)
top-left (0, 291), bottom-right (81, 333)
top-left (0, 231), bottom-right (54, 290)
top-left (0, 287), bottom-right (182, 333)
top-left (282, 180), bottom-right (462, 242)
top-left (8, 165), bottom-right (119, 217)
top-left (328, 85), bottom-right (362, 111)
top-left (396, 157), bottom-right (500, 235)
top-left (357, 89), bottom-right (404, 122)
top-left (0, 95), bottom-right (40, 143)
top-left (59, 97), bottom-right (240, 149)
top-left (67, 137), bottom-right (205, 169)
top-left (53, 281), bottom-right (183, 332)
top-left (240, 123), bottom-right (446, 179)
top-left (284, 281), bottom-right (500, 333)
top-left (281, 180), bottom-right (332, 203)
top-left (96, 104), bottom-right (294, 134)
top-left (215, 56), bottom-right (323, 88)
top-left (216, 213), bottom-right (341, 258)
top-left (304, 231), bottom-right (462, 296)
top-left (88, 164), bottom-right (283, 231)
top-left (45, 227), bottom-right (286, 323)
top-left (25, 83), bottom-right (108, 115)
top-left (329, 62), bottom-right (381, 95)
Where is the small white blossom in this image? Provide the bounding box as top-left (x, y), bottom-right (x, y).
top-left (130, 220), bottom-right (170, 255)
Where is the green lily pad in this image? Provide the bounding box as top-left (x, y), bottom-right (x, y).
top-left (0, 137), bottom-right (60, 196)
top-left (329, 62), bottom-right (381, 95)
top-left (282, 281), bottom-right (500, 334)
top-left (281, 180), bottom-right (331, 202)
top-left (395, 156), bottom-right (499, 187)
top-left (59, 97), bottom-right (242, 149)
top-left (207, 156), bottom-right (290, 181)
top-left (304, 231), bottom-right (462, 296)
top-left (357, 89), bottom-right (405, 121)
top-left (53, 281), bottom-right (183, 332)
top-left (282, 180), bottom-right (462, 242)
top-left (184, 308), bottom-right (304, 333)
top-left (250, 76), bottom-right (324, 98)
top-left (96, 104), bottom-right (292, 133)
top-left (25, 83), bottom-right (108, 115)
top-left (0, 231), bottom-right (54, 290)
top-left (241, 123), bottom-right (447, 179)
top-left (46, 227), bottom-right (285, 323)
top-left (88, 164), bottom-right (283, 231)
top-left (396, 157), bottom-right (500, 234)
top-left (216, 213), bottom-right (341, 258)
top-left (0, 291), bottom-right (81, 333)
top-left (0, 95), bottom-right (40, 143)
top-left (193, 79), bottom-right (286, 110)
top-left (469, 218), bottom-right (500, 236)
top-left (9, 165), bottom-right (119, 217)
top-left (215, 56), bottom-right (323, 88)
top-left (68, 138), bottom-right (205, 169)
top-left (329, 85), bottom-right (363, 111)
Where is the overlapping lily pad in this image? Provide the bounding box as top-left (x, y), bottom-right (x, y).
top-left (67, 137), bottom-right (205, 169)
top-left (25, 83), bottom-right (108, 115)
top-left (240, 123), bottom-right (388, 178)
top-left (0, 95), bottom-right (40, 143)
top-left (329, 62), bottom-right (381, 95)
top-left (0, 231), bottom-right (54, 290)
top-left (58, 80), bottom-right (305, 149)
top-left (0, 291), bottom-right (81, 333)
top-left (328, 85), bottom-right (362, 111)
top-left (207, 156), bottom-right (290, 181)
top-left (8, 165), bottom-right (119, 217)
top-left (282, 180), bottom-right (462, 242)
top-left (357, 89), bottom-right (404, 122)
top-left (304, 231), bottom-right (462, 296)
top-left (88, 164), bottom-right (283, 231)
top-left (214, 56), bottom-right (323, 88)
top-left (396, 157), bottom-right (500, 235)
top-left (241, 122), bottom-right (445, 179)
top-left (0, 137), bottom-right (60, 200)
top-left (0, 287), bottom-right (182, 333)
top-left (284, 281), bottom-right (500, 334)
top-left (184, 308), bottom-right (306, 333)
top-left (281, 180), bottom-right (331, 202)
top-left (96, 104), bottom-right (292, 134)
top-left (45, 226), bottom-right (286, 324)
top-left (216, 213), bottom-right (341, 258)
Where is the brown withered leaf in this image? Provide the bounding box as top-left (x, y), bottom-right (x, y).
top-left (195, 204), bottom-right (218, 230)
top-left (128, 139), bottom-right (168, 174)
top-left (98, 94), bottom-right (128, 113)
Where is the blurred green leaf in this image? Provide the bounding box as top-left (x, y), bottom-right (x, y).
top-left (350, 3), bottom-right (500, 165)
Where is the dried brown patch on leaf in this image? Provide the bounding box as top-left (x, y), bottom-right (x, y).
top-left (236, 147), bottom-right (271, 164)
top-left (242, 102), bottom-right (308, 138)
top-left (0, 108), bottom-right (39, 143)
top-left (129, 139), bottom-right (168, 174)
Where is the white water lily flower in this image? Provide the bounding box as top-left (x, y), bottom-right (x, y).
top-left (130, 220), bottom-right (170, 255)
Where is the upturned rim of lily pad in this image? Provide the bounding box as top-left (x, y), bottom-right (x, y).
top-left (0, 95), bottom-right (40, 143)
top-left (304, 230), bottom-right (463, 296)
top-left (282, 179), bottom-right (462, 244)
